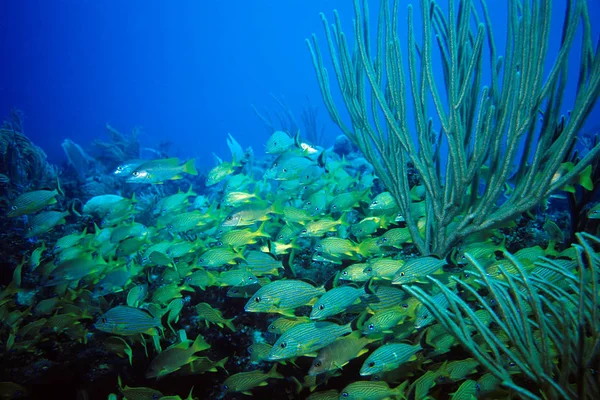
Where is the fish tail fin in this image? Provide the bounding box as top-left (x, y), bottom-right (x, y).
top-left (183, 159), bottom-right (198, 176)
top-left (293, 130), bottom-right (302, 149)
top-left (363, 277), bottom-right (376, 295)
top-left (267, 363), bottom-right (284, 380)
top-left (290, 376), bottom-right (303, 394)
top-left (71, 200), bottom-right (82, 217)
top-left (225, 318), bottom-right (236, 332)
top-left (216, 356), bottom-right (229, 374)
top-left (56, 175), bottom-right (64, 196)
top-left (255, 220), bottom-right (269, 238)
top-left (355, 310), bottom-right (369, 331)
top-left (186, 184), bottom-right (197, 197)
top-left (191, 334), bottom-right (210, 352)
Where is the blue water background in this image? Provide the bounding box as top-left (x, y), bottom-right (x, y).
top-left (1, 0), bottom-right (599, 172)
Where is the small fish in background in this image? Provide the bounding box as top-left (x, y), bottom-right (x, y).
top-left (206, 159), bottom-right (239, 187)
top-left (308, 331), bottom-right (376, 376)
top-left (221, 364), bottom-right (283, 395)
top-left (338, 381), bottom-right (407, 400)
top-left (113, 159), bottom-right (146, 176)
top-left (359, 342), bottom-right (422, 376)
top-left (95, 305), bottom-right (162, 336)
top-left (587, 202), bottom-right (600, 219)
top-left (25, 210), bottom-right (69, 238)
top-left (117, 376), bottom-right (164, 400)
top-left (7, 185), bottom-right (61, 218)
top-left (268, 321), bottom-right (352, 360)
top-left (126, 157), bottom-right (197, 184)
top-left (245, 280), bottom-right (325, 316)
top-left (265, 130), bottom-right (296, 154)
top-left (145, 334), bottom-right (210, 379)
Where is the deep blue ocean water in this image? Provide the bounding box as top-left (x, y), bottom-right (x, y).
top-left (1, 0), bottom-right (599, 172)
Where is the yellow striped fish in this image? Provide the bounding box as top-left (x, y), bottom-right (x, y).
top-left (310, 284), bottom-right (369, 320)
top-left (95, 305), bottom-right (162, 336)
top-left (392, 256), bottom-right (446, 285)
top-left (7, 188), bottom-right (60, 217)
top-left (359, 343), bottom-right (422, 375)
top-left (268, 321), bottom-right (352, 360)
top-left (245, 280), bottom-right (325, 316)
top-left (339, 381), bottom-right (406, 400)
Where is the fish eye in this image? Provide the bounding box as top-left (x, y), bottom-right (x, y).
top-left (368, 323), bottom-right (375, 330)
top-left (280, 342), bottom-right (287, 349)
top-left (400, 272), bottom-right (405, 277)
top-left (314, 361), bottom-right (322, 367)
top-left (301, 229), bottom-right (307, 234)
top-left (318, 304), bottom-right (325, 310)
top-left (368, 361), bottom-right (375, 368)
top-left (509, 361), bottom-right (516, 367)
top-left (10, 205), bottom-right (17, 211)
top-left (28, 226), bottom-right (33, 231)
top-left (365, 267), bottom-right (372, 273)
top-left (342, 271), bottom-right (348, 275)
top-left (371, 201), bottom-right (378, 205)
top-left (222, 385), bottom-right (229, 391)
top-left (282, 168), bottom-right (287, 173)
top-left (132, 171), bottom-right (139, 176)
top-left (254, 296), bottom-right (261, 303)
top-left (167, 224), bottom-right (173, 230)
top-left (116, 166), bottom-right (123, 171)
top-left (226, 216), bottom-right (233, 221)
top-left (341, 393), bottom-right (349, 398)
top-left (248, 347), bottom-right (254, 353)
top-left (401, 303), bottom-right (408, 308)
top-left (248, 276), bottom-right (255, 281)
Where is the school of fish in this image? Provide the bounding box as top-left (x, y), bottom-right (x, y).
top-left (0, 130), bottom-right (595, 399)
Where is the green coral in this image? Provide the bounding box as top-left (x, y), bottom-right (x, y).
top-left (308, 0), bottom-right (600, 256)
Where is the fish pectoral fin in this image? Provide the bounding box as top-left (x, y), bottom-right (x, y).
top-left (356, 349), bottom-right (369, 358)
top-left (241, 391), bottom-right (254, 396)
top-left (279, 309), bottom-right (296, 318)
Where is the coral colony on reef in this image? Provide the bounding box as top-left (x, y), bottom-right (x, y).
top-left (1, 0), bottom-right (600, 399)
